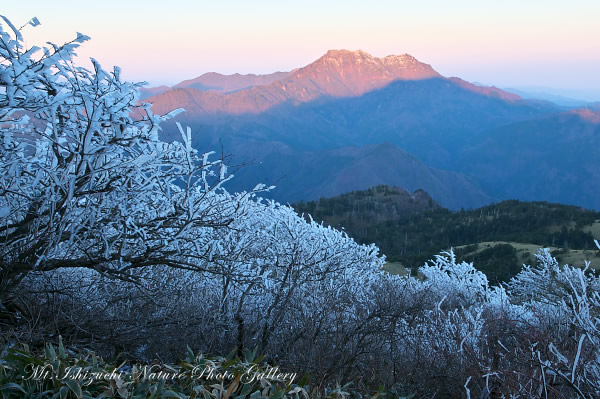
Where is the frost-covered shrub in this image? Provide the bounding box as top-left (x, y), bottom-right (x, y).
top-left (22, 195), bottom-right (385, 359)
top-left (0, 16), bottom-right (385, 368)
top-left (3, 16), bottom-right (600, 398)
top-left (504, 244), bottom-right (600, 397)
top-left (419, 250), bottom-right (495, 309)
top-left (0, 16), bottom-right (251, 301)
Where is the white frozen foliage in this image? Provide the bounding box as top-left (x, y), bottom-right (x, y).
top-left (0, 14), bottom-right (383, 361)
top-left (2, 16), bottom-right (600, 398)
top-left (0, 15), bottom-right (260, 292)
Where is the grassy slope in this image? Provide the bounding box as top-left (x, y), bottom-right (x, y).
top-left (455, 241), bottom-right (600, 269)
top-left (583, 220), bottom-right (600, 239)
top-left (383, 261), bottom-right (410, 275)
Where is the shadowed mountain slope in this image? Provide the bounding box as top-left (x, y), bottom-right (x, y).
top-left (143, 49), bottom-right (600, 209)
top-left (458, 108), bottom-right (600, 209)
top-left (226, 142), bottom-right (493, 209)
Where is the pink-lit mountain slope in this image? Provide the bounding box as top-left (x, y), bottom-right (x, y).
top-left (145, 49), bottom-right (446, 115)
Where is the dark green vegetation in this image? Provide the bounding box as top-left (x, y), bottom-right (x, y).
top-left (0, 340), bottom-right (385, 398)
top-left (294, 185), bottom-right (600, 283)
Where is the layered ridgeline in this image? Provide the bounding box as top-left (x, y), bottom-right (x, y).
top-left (294, 185), bottom-right (600, 283)
top-left (146, 50), bottom-right (441, 114)
top-left (144, 49), bottom-right (600, 209)
top-left (457, 108), bottom-right (600, 207)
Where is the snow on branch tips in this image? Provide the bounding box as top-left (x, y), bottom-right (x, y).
top-left (0, 16), bottom-right (245, 298)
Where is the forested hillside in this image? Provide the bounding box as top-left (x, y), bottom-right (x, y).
top-left (295, 186), bottom-right (600, 282)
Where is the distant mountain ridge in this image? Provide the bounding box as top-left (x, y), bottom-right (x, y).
top-left (448, 77), bottom-right (521, 102)
top-left (502, 87), bottom-right (591, 107)
top-left (139, 72), bottom-right (291, 100)
top-left (173, 71), bottom-right (291, 93)
top-left (145, 49), bottom-right (445, 115)
top-left (135, 49), bottom-right (600, 210)
top-left (139, 85), bottom-right (170, 100)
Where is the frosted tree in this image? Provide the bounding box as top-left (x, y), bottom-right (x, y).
top-left (0, 16), bottom-right (248, 301)
top-left (6, 15), bottom-right (600, 398)
top-left (0, 16), bottom-right (387, 366)
top-left (506, 243), bottom-right (600, 397)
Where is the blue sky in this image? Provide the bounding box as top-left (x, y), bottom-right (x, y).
top-left (3, 0), bottom-right (600, 99)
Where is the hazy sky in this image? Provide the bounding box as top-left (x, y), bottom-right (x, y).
top-left (3, 1), bottom-right (600, 99)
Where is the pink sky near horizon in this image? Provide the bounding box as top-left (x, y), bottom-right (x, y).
top-left (3, 1), bottom-right (600, 100)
